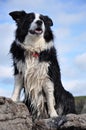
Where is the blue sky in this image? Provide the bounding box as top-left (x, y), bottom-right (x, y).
top-left (0, 0), bottom-right (86, 98)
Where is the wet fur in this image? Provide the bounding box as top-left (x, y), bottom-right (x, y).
top-left (9, 11), bottom-right (75, 120)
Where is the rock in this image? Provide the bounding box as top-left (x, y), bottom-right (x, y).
top-left (0, 97), bottom-right (32, 130)
top-left (0, 96), bottom-right (86, 130)
top-left (62, 114), bottom-right (86, 130)
top-left (34, 114), bottom-right (86, 130)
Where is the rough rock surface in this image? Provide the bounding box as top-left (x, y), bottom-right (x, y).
top-left (0, 97), bottom-right (86, 130)
top-left (0, 97), bottom-right (32, 130)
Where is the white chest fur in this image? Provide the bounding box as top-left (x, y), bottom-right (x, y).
top-left (24, 53), bottom-right (50, 116)
top-left (24, 53), bottom-right (49, 96)
top-left (16, 51), bottom-right (56, 118)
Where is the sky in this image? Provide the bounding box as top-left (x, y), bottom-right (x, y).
top-left (0, 0), bottom-right (86, 98)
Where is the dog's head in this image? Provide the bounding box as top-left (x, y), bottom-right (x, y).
top-left (9, 11), bottom-right (53, 43)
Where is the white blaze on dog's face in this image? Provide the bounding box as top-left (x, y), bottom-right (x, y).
top-left (9, 11), bottom-right (53, 50)
top-left (29, 13), bottom-right (45, 37)
top-left (10, 11), bottom-right (53, 40)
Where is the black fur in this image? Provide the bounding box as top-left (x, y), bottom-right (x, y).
top-left (10, 41), bottom-right (25, 75)
top-left (10, 41), bottom-right (25, 62)
top-left (39, 47), bottom-right (76, 115)
top-left (40, 15), bottom-right (54, 42)
top-left (13, 63), bottom-right (19, 75)
top-left (9, 11), bottom-right (76, 119)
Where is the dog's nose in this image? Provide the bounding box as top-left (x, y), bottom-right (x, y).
top-left (36, 20), bottom-right (42, 26)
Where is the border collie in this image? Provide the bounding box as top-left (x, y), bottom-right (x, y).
top-left (9, 11), bottom-right (75, 119)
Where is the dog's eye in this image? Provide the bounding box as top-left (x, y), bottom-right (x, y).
top-left (40, 15), bottom-right (53, 26)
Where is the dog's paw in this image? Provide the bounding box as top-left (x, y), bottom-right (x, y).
top-left (49, 111), bottom-right (58, 118)
top-left (11, 98), bottom-right (21, 103)
top-left (49, 109), bottom-right (58, 118)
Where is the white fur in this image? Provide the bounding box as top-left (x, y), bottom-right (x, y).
top-left (17, 38), bottom-right (53, 53)
top-left (21, 13), bottom-right (53, 52)
top-left (11, 13), bottom-right (57, 117)
top-left (11, 74), bottom-right (23, 101)
top-left (43, 80), bottom-right (58, 117)
top-left (24, 52), bottom-right (57, 117)
top-left (29, 13), bottom-right (45, 37)
top-left (12, 52), bottom-right (57, 117)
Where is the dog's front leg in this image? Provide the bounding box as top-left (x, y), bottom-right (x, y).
top-left (44, 80), bottom-right (58, 117)
top-left (11, 74), bottom-right (23, 102)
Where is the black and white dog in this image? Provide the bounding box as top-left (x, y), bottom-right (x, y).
top-left (9, 11), bottom-right (75, 119)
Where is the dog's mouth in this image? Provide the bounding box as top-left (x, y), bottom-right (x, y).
top-left (29, 27), bottom-right (43, 35)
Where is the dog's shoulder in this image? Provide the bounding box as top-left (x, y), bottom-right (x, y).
top-left (39, 46), bottom-right (60, 71)
top-left (10, 41), bottom-right (25, 62)
top-left (39, 46), bottom-right (57, 62)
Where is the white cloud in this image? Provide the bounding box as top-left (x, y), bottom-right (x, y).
top-left (0, 66), bottom-right (12, 78)
top-left (0, 23), bottom-right (15, 46)
top-left (63, 80), bottom-right (86, 96)
top-left (75, 32), bottom-right (86, 43)
top-left (0, 0), bottom-right (44, 14)
top-left (0, 23), bottom-right (15, 65)
top-left (54, 27), bottom-right (73, 55)
top-left (0, 88), bottom-right (12, 98)
top-left (75, 53), bottom-right (86, 71)
top-left (55, 27), bottom-right (70, 39)
top-left (56, 12), bottom-right (86, 26)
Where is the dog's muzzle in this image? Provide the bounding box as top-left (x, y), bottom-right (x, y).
top-left (29, 20), bottom-right (43, 35)
top-left (29, 28), bottom-right (43, 35)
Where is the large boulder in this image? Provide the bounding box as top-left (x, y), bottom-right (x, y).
top-left (0, 97), bottom-right (86, 130)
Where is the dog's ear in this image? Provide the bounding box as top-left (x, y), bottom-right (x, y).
top-left (44, 16), bottom-right (53, 26)
top-left (9, 11), bottom-right (26, 23)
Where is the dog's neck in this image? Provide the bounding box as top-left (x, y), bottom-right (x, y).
top-left (23, 34), bottom-right (45, 52)
top-left (16, 36), bottom-right (54, 53)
